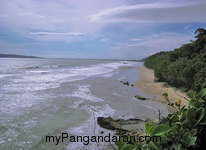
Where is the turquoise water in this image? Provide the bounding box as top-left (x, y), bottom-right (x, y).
top-left (0, 58), bottom-right (168, 149)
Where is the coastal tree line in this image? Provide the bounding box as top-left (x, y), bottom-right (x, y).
top-left (144, 28), bottom-right (206, 92)
top-left (118, 28), bottom-right (206, 150)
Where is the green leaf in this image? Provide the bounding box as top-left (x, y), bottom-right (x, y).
top-left (145, 122), bottom-right (152, 135)
top-left (172, 144), bottom-right (182, 150)
top-left (198, 88), bottom-right (206, 98)
top-left (122, 144), bottom-right (138, 150)
top-left (170, 113), bottom-right (179, 123)
top-left (182, 132), bottom-right (197, 146)
top-left (182, 120), bottom-right (191, 128)
top-left (186, 108), bottom-right (197, 126)
top-left (183, 128), bottom-right (190, 133)
top-left (161, 137), bottom-right (173, 142)
top-left (151, 122), bottom-right (171, 136)
top-left (118, 140), bottom-right (127, 150)
top-left (191, 129), bottom-right (197, 136)
top-left (142, 145), bottom-right (149, 150)
top-left (189, 91), bottom-right (196, 98)
top-left (174, 122), bottom-right (181, 125)
top-left (197, 98), bottom-right (204, 103)
top-left (145, 119), bottom-right (158, 135)
top-left (194, 108), bottom-right (205, 126)
top-left (186, 107), bottom-right (205, 127)
top-left (163, 93), bottom-right (168, 98)
top-left (148, 141), bottom-right (159, 150)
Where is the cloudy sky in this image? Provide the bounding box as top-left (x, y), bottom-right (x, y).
top-left (0, 0), bottom-right (206, 59)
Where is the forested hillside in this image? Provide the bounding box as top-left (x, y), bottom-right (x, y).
top-left (118, 29), bottom-right (206, 150)
top-left (144, 28), bottom-right (206, 92)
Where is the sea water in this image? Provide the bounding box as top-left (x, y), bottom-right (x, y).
top-left (0, 58), bottom-right (168, 149)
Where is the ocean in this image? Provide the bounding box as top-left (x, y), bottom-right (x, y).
top-left (0, 58), bottom-right (168, 149)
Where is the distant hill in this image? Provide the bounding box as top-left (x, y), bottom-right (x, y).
top-left (0, 54), bottom-right (43, 58)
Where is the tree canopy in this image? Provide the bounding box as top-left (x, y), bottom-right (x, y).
top-left (144, 28), bottom-right (206, 92)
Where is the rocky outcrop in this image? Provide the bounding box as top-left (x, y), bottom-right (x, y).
top-left (134, 95), bottom-right (149, 100)
top-left (97, 117), bottom-right (146, 133)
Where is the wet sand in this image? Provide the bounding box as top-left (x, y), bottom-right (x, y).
top-left (134, 66), bottom-right (189, 113)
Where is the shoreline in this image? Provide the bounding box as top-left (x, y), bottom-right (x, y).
top-left (134, 66), bottom-right (189, 113)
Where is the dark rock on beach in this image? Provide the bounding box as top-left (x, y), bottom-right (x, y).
top-left (120, 81), bottom-right (130, 86)
top-left (123, 81), bottom-right (130, 86)
top-left (97, 117), bottom-right (146, 132)
top-left (97, 117), bottom-right (122, 130)
top-left (120, 81), bottom-right (135, 87)
top-left (134, 95), bottom-right (148, 100)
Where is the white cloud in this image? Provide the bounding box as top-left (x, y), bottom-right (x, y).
top-left (0, 0), bottom-right (129, 44)
top-left (91, 2), bottom-right (206, 23)
top-left (0, 0), bottom-right (205, 59)
top-left (100, 38), bottom-right (108, 42)
top-left (130, 38), bottom-right (142, 41)
top-left (109, 33), bottom-right (194, 58)
top-left (29, 32), bottom-right (86, 43)
top-left (0, 0), bottom-right (123, 37)
top-left (30, 32), bottom-right (84, 36)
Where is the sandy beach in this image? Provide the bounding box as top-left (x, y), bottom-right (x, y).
top-left (134, 66), bottom-right (189, 113)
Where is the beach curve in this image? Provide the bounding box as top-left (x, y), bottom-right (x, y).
top-left (134, 66), bottom-right (189, 113)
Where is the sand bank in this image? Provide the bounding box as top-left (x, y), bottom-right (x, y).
top-left (134, 66), bottom-right (189, 113)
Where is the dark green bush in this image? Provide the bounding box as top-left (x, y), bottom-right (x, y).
top-left (118, 89), bottom-right (206, 150)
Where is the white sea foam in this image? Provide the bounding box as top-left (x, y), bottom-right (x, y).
top-left (68, 103), bottom-right (115, 149)
top-left (0, 74), bottom-right (11, 78)
top-left (1, 61), bottom-right (139, 93)
top-left (72, 85), bottom-right (104, 102)
top-left (101, 72), bottom-right (114, 77)
top-left (0, 59), bottom-right (143, 149)
top-left (73, 100), bottom-right (84, 109)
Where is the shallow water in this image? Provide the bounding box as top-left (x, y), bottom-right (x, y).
top-left (0, 58), bottom-right (168, 149)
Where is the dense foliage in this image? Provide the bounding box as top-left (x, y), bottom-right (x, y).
top-left (144, 28), bottom-right (206, 92)
top-left (119, 89), bottom-right (206, 150)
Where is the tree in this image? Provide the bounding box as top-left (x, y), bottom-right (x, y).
top-left (194, 28), bottom-right (206, 39)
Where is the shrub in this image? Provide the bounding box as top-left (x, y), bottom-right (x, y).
top-left (118, 89), bottom-right (206, 150)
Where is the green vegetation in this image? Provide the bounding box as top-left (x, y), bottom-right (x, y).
top-left (135, 95), bottom-right (147, 100)
top-left (144, 28), bottom-right (206, 92)
top-left (119, 89), bottom-right (206, 150)
top-left (139, 57), bottom-right (149, 62)
top-left (118, 28), bottom-right (206, 150)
